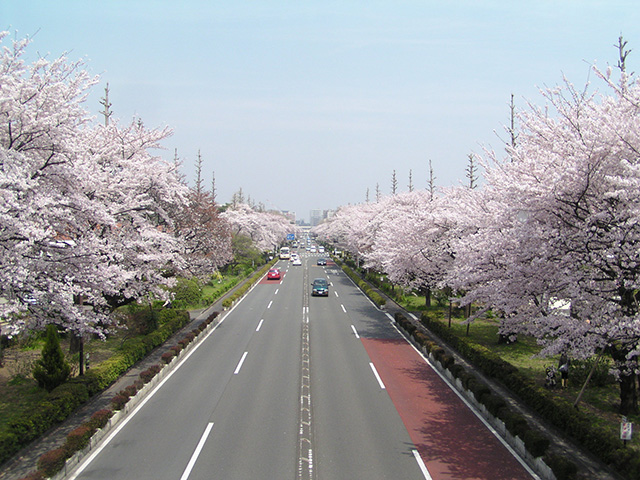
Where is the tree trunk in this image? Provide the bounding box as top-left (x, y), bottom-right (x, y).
top-left (619, 372), bottom-right (638, 415)
top-left (610, 344), bottom-right (639, 415)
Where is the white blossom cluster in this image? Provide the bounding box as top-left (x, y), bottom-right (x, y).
top-left (315, 66), bottom-right (640, 392)
top-left (0, 33), bottom-right (234, 336)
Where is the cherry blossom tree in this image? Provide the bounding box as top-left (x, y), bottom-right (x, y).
top-left (448, 66), bottom-right (640, 414)
top-left (364, 189), bottom-right (462, 305)
top-left (0, 33), bottom-right (192, 337)
top-left (171, 157), bottom-right (233, 278)
top-left (221, 203), bottom-right (292, 253)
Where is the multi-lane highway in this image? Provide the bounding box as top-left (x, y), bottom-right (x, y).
top-left (68, 253), bottom-right (537, 480)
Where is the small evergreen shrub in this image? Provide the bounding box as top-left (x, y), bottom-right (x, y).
top-left (32, 325), bottom-right (71, 392)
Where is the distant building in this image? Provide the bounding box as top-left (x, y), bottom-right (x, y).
top-left (281, 210), bottom-right (296, 223)
top-left (309, 209), bottom-right (335, 227)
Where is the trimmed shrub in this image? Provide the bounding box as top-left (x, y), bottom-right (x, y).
top-left (161, 351), bottom-right (176, 364)
top-left (110, 394), bottom-right (129, 410)
top-left (37, 448), bottom-right (67, 477)
top-left (139, 364), bottom-right (162, 383)
top-left (87, 409), bottom-right (113, 430)
top-left (544, 453), bottom-right (578, 480)
top-left (479, 392), bottom-right (507, 417)
top-left (64, 424), bottom-right (94, 455)
top-left (119, 384), bottom-right (137, 398)
top-left (522, 428), bottom-right (550, 458)
top-left (498, 408), bottom-right (528, 438)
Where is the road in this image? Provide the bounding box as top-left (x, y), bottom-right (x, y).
top-left (68, 253), bottom-right (536, 480)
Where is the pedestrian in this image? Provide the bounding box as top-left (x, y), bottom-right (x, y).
top-left (558, 353), bottom-right (570, 388)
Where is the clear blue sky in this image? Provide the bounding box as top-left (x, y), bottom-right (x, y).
top-left (3, 1), bottom-right (639, 221)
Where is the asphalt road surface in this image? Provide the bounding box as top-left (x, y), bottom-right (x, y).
top-left (67, 254), bottom-right (537, 480)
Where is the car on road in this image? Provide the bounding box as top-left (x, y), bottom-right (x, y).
top-left (317, 257), bottom-right (326, 266)
top-left (267, 268), bottom-right (281, 280)
top-left (292, 257), bottom-right (302, 266)
top-left (310, 246), bottom-right (317, 253)
top-left (311, 278), bottom-right (329, 296)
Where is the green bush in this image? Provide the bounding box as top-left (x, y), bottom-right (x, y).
top-left (0, 307), bottom-right (190, 466)
top-left (170, 277), bottom-right (203, 308)
top-left (418, 311), bottom-right (639, 479)
top-left (0, 432), bottom-right (19, 465)
top-left (479, 392), bottom-right (507, 417)
top-left (522, 428), bottom-right (550, 458)
top-left (543, 453), bottom-right (578, 480)
top-left (32, 325), bottom-right (71, 392)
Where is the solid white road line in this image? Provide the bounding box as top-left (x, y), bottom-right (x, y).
top-left (180, 422), bottom-right (214, 480)
top-left (369, 362), bottom-right (386, 389)
top-left (234, 352), bottom-right (248, 374)
top-left (351, 325), bottom-right (360, 339)
top-left (412, 449), bottom-right (433, 480)
top-left (256, 319), bottom-right (264, 332)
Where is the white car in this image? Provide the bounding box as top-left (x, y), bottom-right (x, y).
top-left (318, 247), bottom-right (325, 253)
top-left (292, 257), bottom-right (302, 266)
top-left (310, 246), bottom-right (317, 253)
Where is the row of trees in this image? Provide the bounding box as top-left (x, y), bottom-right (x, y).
top-left (315, 42), bottom-right (640, 414)
top-left (0, 33), bottom-right (291, 341)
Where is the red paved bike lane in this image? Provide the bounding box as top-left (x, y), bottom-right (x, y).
top-left (361, 338), bottom-right (535, 480)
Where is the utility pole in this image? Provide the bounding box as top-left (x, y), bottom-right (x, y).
top-left (427, 159), bottom-right (436, 201)
top-left (99, 83), bottom-right (113, 127)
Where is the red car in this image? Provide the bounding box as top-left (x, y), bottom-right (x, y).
top-left (267, 268), bottom-right (281, 280)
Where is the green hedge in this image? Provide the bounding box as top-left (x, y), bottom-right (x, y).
top-left (393, 312), bottom-right (564, 475)
top-left (415, 312), bottom-right (639, 480)
top-left (14, 308), bottom-right (220, 479)
top-left (221, 260), bottom-right (277, 308)
top-left (340, 264), bottom-right (386, 308)
top-left (0, 308), bottom-right (190, 465)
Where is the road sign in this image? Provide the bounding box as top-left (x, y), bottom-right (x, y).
top-left (621, 417), bottom-right (633, 441)
top-left (287, 233), bottom-right (295, 241)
